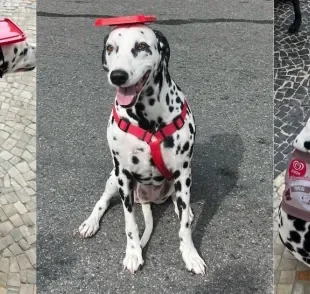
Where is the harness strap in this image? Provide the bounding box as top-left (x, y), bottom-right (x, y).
top-left (113, 100), bottom-right (189, 180)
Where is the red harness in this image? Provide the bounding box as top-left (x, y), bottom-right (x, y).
top-left (112, 101), bottom-right (188, 180)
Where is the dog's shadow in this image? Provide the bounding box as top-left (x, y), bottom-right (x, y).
top-left (106, 133), bottom-right (244, 256)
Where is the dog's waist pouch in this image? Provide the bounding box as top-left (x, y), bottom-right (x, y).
top-left (282, 149), bottom-right (310, 221)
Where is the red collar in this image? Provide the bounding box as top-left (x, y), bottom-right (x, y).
top-left (112, 100), bottom-right (188, 180)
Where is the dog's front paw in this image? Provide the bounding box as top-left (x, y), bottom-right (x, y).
top-left (288, 21), bottom-right (301, 34)
top-left (182, 248), bottom-right (206, 275)
top-left (79, 218), bottom-right (99, 238)
top-left (123, 247), bottom-right (144, 274)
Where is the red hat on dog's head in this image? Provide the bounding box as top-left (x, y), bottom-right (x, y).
top-left (94, 15), bottom-right (157, 27)
top-left (0, 18), bottom-right (26, 45)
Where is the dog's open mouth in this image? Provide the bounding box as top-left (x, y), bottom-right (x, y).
top-left (116, 70), bottom-right (151, 107)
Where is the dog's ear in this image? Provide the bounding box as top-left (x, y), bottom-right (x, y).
top-left (101, 33), bottom-right (110, 72)
top-left (153, 30), bottom-right (170, 67)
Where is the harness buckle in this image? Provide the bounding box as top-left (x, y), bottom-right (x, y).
top-left (118, 119), bottom-right (130, 132)
top-left (173, 116), bottom-right (184, 130)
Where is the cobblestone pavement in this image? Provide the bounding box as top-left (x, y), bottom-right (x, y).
top-left (274, 173), bottom-right (310, 294)
top-left (0, 1), bottom-right (36, 293)
top-left (274, 0), bottom-right (310, 178)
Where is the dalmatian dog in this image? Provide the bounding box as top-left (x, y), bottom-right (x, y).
top-left (288, 0), bottom-right (302, 33)
top-left (0, 40), bottom-right (36, 77)
top-left (278, 118), bottom-right (310, 267)
top-left (79, 24), bottom-right (206, 274)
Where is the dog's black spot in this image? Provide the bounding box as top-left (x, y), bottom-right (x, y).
top-left (132, 156), bottom-right (139, 164)
top-left (288, 231), bottom-right (301, 243)
top-left (119, 33), bottom-right (121, 36)
top-left (99, 207), bottom-right (102, 210)
top-left (123, 169), bottom-right (132, 180)
top-left (146, 86), bottom-right (154, 96)
top-left (280, 217), bottom-right (283, 227)
top-left (176, 197), bottom-right (186, 220)
top-left (140, 31), bottom-right (144, 34)
top-left (118, 187), bottom-right (124, 200)
top-left (13, 47), bottom-right (18, 54)
top-left (131, 47), bottom-right (138, 57)
top-left (175, 181), bottom-right (182, 192)
top-left (166, 94), bottom-right (170, 105)
top-left (113, 157), bottom-right (120, 176)
top-left (173, 85), bottom-right (176, 90)
top-left (189, 123), bottom-right (194, 134)
top-left (176, 144), bottom-right (181, 155)
top-left (136, 103), bottom-right (145, 112)
top-left (303, 257), bottom-right (310, 264)
top-left (116, 46), bottom-right (119, 53)
top-left (180, 238), bottom-right (183, 242)
top-left (176, 84), bottom-right (181, 91)
top-left (153, 175), bottom-right (165, 182)
top-left (164, 136), bottom-right (174, 148)
top-left (186, 222), bottom-right (189, 228)
top-left (113, 136), bottom-right (117, 141)
top-left (149, 98), bottom-right (155, 106)
top-left (169, 106), bottom-right (174, 112)
top-left (183, 161), bottom-right (189, 168)
top-left (124, 196), bottom-right (132, 212)
top-left (287, 214), bottom-right (298, 221)
top-left (174, 170), bottom-right (181, 179)
top-left (188, 145), bottom-right (194, 158)
top-left (304, 231), bottom-right (310, 251)
top-left (170, 89), bottom-right (174, 95)
top-left (157, 117), bottom-right (163, 125)
top-left (294, 219), bottom-right (306, 232)
top-left (118, 178), bottom-right (123, 186)
top-left (181, 141), bottom-right (190, 154)
top-left (137, 148), bottom-right (144, 152)
top-left (176, 96), bottom-right (181, 104)
top-left (186, 178), bottom-right (191, 187)
top-left (12, 57), bottom-right (15, 63)
top-left (150, 158), bottom-right (155, 166)
top-left (126, 109), bottom-right (139, 121)
top-left (128, 232), bottom-right (133, 239)
top-left (286, 242), bottom-right (295, 252)
top-left (298, 247), bottom-right (308, 257)
top-left (111, 117), bottom-right (114, 124)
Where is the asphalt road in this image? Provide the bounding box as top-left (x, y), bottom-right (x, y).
top-left (37, 1), bottom-right (273, 293)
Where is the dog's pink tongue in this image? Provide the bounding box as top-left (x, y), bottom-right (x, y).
top-left (116, 86), bottom-right (136, 106)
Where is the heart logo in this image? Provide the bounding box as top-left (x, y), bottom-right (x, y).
top-left (289, 159), bottom-right (307, 177)
top-left (293, 160), bottom-right (305, 171)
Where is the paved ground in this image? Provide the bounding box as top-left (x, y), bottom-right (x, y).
top-left (0, 0), bottom-right (36, 293)
top-left (274, 0), bottom-right (310, 178)
top-left (37, 1), bottom-right (273, 293)
top-left (274, 173), bottom-right (310, 294)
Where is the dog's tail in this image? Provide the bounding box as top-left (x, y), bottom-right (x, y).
top-left (140, 203), bottom-right (153, 248)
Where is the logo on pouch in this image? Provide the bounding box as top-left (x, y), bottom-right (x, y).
top-left (289, 159), bottom-right (306, 177)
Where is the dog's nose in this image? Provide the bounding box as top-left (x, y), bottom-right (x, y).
top-left (110, 70), bottom-right (129, 86)
top-left (304, 141), bottom-right (310, 150)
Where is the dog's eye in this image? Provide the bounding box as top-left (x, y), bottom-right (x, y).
top-left (138, 42), bottom-right (148, 50)
top-left (106, 45), bottom-right (114, 53)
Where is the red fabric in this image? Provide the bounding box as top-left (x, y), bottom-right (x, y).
top-left (113, 101), bottom-right (188, 180)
